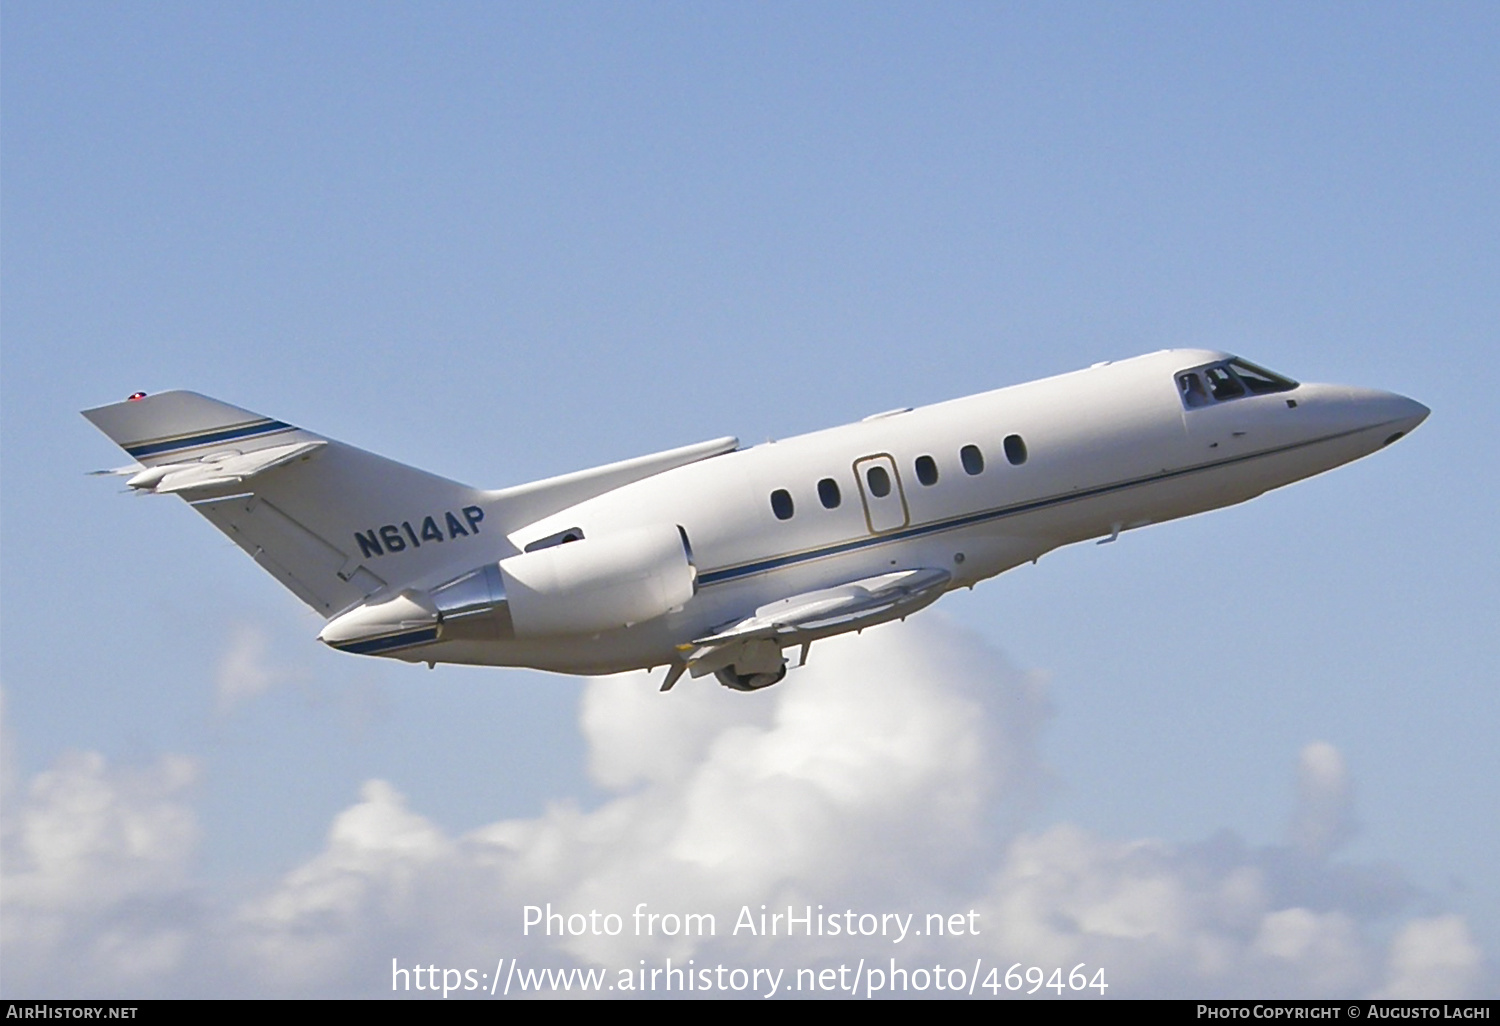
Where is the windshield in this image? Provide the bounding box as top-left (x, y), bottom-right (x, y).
top-left (1177, 357), bottom-right (1297, 409)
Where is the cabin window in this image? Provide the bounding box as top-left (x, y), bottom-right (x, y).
top-left (865, 465), bottom-right (892, 497)
top-left (1004, 434), bottom-right (1028, 466)
top-left (960, 444), bottom-right (985, 476)
top-left (818, 477), bottom-right (842, 509)
top-left (915, 455), bottom-right (938, 486)
top-left (770, 489), bottom-right (794, 520)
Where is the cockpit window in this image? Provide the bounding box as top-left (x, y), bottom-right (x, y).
top-left (1205, 365), bottom-right (1246, 401)
top-left (1178, 372), bottom-right (1210, 408)
top-left (1227, 359), bottom-right (1297, 395)
top-left (1177, 357), bottom-right (1298, 409)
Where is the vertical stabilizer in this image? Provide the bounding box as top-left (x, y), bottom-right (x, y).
top-left (83, 392), bottom-right (497, 616)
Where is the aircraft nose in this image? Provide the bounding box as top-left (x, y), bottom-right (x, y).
top-left (1345, 387), bottom-right (1429, 445)
top-left (1293, 384), bottom-right (1429, 447)
top-left (1392, 394), bottom-right (1430, 432)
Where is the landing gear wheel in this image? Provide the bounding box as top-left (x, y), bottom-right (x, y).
top-left (714, 663), bottom-right (788, 692)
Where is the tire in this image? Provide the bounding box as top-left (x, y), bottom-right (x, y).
top-left (714, 663), bottom-right (787, 691)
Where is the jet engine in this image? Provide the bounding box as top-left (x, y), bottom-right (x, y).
top-left (320, 523), bottom-right (696, 654)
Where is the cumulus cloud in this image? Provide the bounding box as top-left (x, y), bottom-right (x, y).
top-left (0, 748), bottom-right (201, 994)
top-left (229, 779), bottom-right (459, 991)
top-left (215, 623), bottom-right (286, 712)
top-left (1376, 916), bottom-right (1483, 999)
top-left (1, 617), bottom-right (1489, 997)
top-left (1289, 741), bottom-right (1357, 859)
top-left (968, 827), bottom-right (1386, 996)
top-left (223, 616), bottom-right (1050, 990)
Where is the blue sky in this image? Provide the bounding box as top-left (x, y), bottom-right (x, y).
top-left (3, 2), bottom-right (1496, 997)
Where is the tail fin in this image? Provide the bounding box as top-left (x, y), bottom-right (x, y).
top-left (83, 392), bottom-right (494, 616)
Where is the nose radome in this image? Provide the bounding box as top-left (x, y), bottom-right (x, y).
top-left (1292, 383), bottom-right (1429, 443)
top-left (1383, 393), bottom-right (1429, 446)
top-left (1339, 386), bottom-right (1430, 441)
top-left (1364, 388), bottom-right (1428, 429)
top-left (1396, 394), bottom-right (1430, 428)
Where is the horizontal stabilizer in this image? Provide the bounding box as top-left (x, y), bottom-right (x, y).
top-left (683, 567), bottom-right (951, 677)
top-left (82, 391), bottom-right (311, 466)
top-left (127, 441), bottom-right (327, 494)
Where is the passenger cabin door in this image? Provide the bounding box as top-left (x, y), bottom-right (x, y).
top-left (853, 454), bottom-right (910, 534)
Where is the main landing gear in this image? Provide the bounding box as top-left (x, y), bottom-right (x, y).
top-left (714, 663), bottom-right (787, 691)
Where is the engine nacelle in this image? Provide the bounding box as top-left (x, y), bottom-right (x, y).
top-left (319, 523), bottom-right (696, 654)
top-left (497, 523), bottom-right (696, 637)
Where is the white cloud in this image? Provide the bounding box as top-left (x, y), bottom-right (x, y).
top-left (1289, 741), bottom-right (1357, 859)
top-left (1, 617), bottom-right (1489, 998)
top-left (229, 779), bottom-right (456, 991)
top-left (215, 623), bottom-right (284, 712)
top-left (222, 616), bottom-right (1049, 986)
top-left (1376, 916), bottom-right (1483, 998)
top-left (0, 748), bottom-right (200, 995)
top-left (964, 827), bottom-right (1380, 997)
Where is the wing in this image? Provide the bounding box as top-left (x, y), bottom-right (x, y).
top-left (676, 567), bottom-right (952, 682)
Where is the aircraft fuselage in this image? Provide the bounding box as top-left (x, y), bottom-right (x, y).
top-left (84, 348), bottom-right (1427, 691)
top-left (386, 349), bottom-right (1427, 677)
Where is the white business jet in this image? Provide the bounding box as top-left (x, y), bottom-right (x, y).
top-left (84, 350), bottom-right (1427, 691)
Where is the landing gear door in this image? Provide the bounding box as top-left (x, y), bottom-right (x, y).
top-left (852, 454), bottom-right (910, 534)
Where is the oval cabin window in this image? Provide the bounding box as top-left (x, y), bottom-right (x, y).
top-left (770, 489), bottom-right (794, 520)
top-left (1004, 434), bottom-right (1028, 465)
top-left (960, 444), bottom-right (985, 476)
top-left (818, 478), bottom-right (842, 509)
